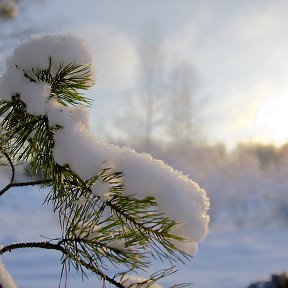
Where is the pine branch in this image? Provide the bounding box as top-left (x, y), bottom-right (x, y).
top-left (105, 195), bottom-right (188, 263)
top-left (60, 245), bottom-right (125, 288)
top-left (107, 198), bottom-right (175, 238)
top-left (0, 55), bottom-right (194, 287)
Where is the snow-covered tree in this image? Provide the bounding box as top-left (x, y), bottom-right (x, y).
top-left (0, 34), bottom-right (209, 287)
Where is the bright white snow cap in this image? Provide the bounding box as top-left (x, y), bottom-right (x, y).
top-left (0, 34), bottom-right (95, 103)
top-left (7, 34), bottom-right (95, 82)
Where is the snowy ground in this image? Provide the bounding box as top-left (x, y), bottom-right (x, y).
top-left (181, 227), bottom-right (288, 288)
top-left (1, 186), bottom-right (288, 288)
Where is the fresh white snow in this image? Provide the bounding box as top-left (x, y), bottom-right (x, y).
top-left (20, 81), bottom-right (51, 115)
top-left (7, 34), bottom-right (95, 83)
top-left (120, 275), bottom-right (163, 288)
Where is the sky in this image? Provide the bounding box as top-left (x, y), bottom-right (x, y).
top-left (6, 0), bottom-right (288, 149)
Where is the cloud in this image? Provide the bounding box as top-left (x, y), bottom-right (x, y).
top-left (78, 25), bottom-right (139, 90)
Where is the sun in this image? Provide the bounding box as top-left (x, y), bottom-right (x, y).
top-left (255, 94), bottom-right (288, 146)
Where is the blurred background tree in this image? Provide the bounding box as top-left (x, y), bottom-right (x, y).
top-left (116, 26), bottom-right (165, 153)
top-left (166, 60), bottom-right (199, 146)
top-left (116, 26), bottom-right (203, 154)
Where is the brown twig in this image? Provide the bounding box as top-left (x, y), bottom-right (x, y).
top-left (0, 179), bottom-right (52, 197)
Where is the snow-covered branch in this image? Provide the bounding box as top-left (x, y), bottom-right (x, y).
top-left (0, 34), bottom-right (209, 287)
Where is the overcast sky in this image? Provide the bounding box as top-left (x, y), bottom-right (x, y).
top-left (18, 0), bottom-right (288, 149)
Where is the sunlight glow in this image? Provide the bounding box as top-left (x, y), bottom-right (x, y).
top-left (255, 94), bottom-right (288, 145)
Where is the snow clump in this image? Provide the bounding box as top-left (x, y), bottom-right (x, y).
top-left (20, 81), bottom-right (51, 115)
top-left (121, 275), bottom-right (163, 288)
top-left (52, 119), bottom-right (209, 254)
top-left (7, 34), bottom-right (95, 84)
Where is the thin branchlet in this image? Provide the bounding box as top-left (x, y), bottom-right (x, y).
top-left (0, 179), bottom-right (52, 197)
top-left (0, 240), bottom-right (125, 288)
top-left (0, 148), bottom-right (15, 183)
top-left (0, 241), bottom-right (67, 256)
